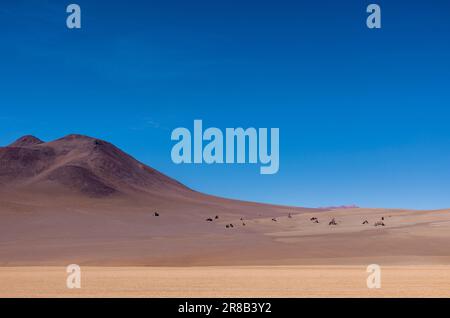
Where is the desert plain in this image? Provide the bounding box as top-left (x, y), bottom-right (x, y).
top-left (1, 135), bottom-right (450, 297)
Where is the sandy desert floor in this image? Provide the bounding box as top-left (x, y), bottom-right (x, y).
top-left (2, 193), bottom-right (450, 267)
top-left (1, 266), bottom-right (450, 298)
top-left (2, 136), bottom-right (450, 297)
top-left (3, 185), bottom-right (450, 298)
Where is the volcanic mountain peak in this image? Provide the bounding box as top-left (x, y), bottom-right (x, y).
top-left (1, 134), bottom-right (190, 197)
top-left (47, 134), bottom-right (115, 153)
top-left (9, 135), bottom-right (44, 147)
top-left (56, 134), bottom-right (100, 142)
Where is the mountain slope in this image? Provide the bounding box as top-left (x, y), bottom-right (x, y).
top-left (0, 134), bottom-right (189, 197)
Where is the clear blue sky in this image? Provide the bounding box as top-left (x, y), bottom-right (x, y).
top-left (1, 0), bottom-right (450, 209)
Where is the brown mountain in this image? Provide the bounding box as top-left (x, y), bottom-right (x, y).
top-left (0, 134), bottom-right (189, 197)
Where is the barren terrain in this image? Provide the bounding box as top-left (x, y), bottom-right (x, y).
top-left (1, 135), bottom-right (450, 297)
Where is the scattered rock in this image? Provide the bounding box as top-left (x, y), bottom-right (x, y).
top-left (329, 218), bottom-right (338, 226)
top-left (310, 217), bottom-right (319, 223)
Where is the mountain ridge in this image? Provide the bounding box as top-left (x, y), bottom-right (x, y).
top-left (0, 134), bottom-right (190, 197)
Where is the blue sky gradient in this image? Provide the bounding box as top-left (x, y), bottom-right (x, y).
top-left (1, 0), bottom-right (450, 209)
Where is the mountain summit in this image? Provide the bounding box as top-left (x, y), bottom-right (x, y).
top-left (0, 134), bottom-right (189, 197)
top-left (8, 135), bottom-right (44, 147)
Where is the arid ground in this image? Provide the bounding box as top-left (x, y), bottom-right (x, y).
top-left (1, 135), bottom-right (450, 297)
top-left (1, 266), bottom-right (450, 298)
